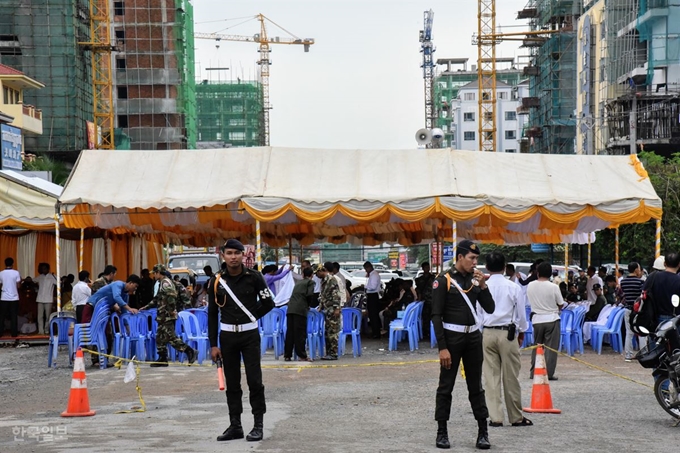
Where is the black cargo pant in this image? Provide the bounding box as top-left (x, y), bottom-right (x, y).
top-left (0, 300), bottom-right (19, 337)
top-left (435, 330), bottom-right (488, 421)
top-left (284, 313), bottom-right (308, 359)
top-left (220, 329), bottom-right (266, 416)
top-left (366, 292), bottom-right (381, 338)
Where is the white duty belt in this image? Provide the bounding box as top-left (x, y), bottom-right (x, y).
top-left (443, 322), bottom-right (479, 334)
top-left (220, 321), bottom-right (259, 333)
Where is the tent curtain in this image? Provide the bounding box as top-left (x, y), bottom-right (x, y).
top-left (0, 234), bottom-right (19, 272)
top-left (131, 237), bottom-right (144, 275)
top-left (111, 237), bottom-right (130, 277)
top-left (91, 238), bottom-right (106, 277)
top-left (35, 232), bottom-right (56, 276)
top-left (59, 239), bottom-right (78, 278)
top-left (17, 233), bottom-right (36, 278)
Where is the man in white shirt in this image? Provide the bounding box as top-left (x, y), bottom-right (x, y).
top-left (585, 266), bottom-right (603, 304)
top-left (526, 262), bottom-right (566, 380)
top-left (364, 261), bottom-right (382, 339)
top-left (483, 252), bottom-right (531, 427)
top-left (332, 262), bottom-right (348, 306)
top-left (0, 257), bottom-right (22, 338)
top-left (35, 262), bottom-right (58, 335)
top-left (71, 270), bottom-right (92, 323)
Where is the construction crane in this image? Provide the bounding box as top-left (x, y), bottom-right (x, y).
top-left (420, 9), bottom-right (436, 137)
top-left (472, 1), bottom-right (556, 152)
top-left (79, 0), bottom-right (115, 149)
top-left (195, 14), bottom-right (314, 146)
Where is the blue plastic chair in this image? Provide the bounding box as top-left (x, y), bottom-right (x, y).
top-left (413, 301), bottom-right (424, 340)
top-left (279, 305), bottom-right (288, 337)
top-left (178, 311), bottom-right (209, 364)
top-left (121, 314), bottom-right (147, 362)
top-left (592, 308), bottom-right (625, 354)
top-left (109, 312), bottom-right (127, 359)
top-left (388, 302), bottom-right (419, 351)
top-left (338, 308), bottom-right (362, 357)
top-left (47, 314), bottom-right (75, 368)
top-left (73, 302), bottom-right (111, 369)
top-left (569, 306), bottom-right (587, 355)
top-left (314, 310), bottom-right (326, 356)
top-left (189, 309), bottom-right (208, 335)
top-left (430, 321), bottom-right (437, 348)
top-left (260, 308), bottom-right (285, 359)
top-left (306, 310), bottom-right (321, 359)
top-left (558, 309), bottom-right (575, 356)
top-left (138, 311), bottom-right (157, 361)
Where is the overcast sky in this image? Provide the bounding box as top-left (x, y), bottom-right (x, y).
top-left (194, 0), bottom-right (527, 149)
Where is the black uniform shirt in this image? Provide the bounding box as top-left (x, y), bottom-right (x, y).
top-left (431, 268), bottom-right (495, 351)
top-left (207, 266), bottom-right (275, 347)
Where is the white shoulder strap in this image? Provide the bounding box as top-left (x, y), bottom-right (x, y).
top-left (219, 278), bottom-right (257, 323)
top-left (446, 274), bottom-right (480, 326)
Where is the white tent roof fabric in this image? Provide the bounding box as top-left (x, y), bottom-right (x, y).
top-left (0, 170), bottom-right (62, 229)
top-left (58, 148), bottom-right (661, 246)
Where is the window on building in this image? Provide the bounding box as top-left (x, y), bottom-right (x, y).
top-left (505, 130), bottom-right (516, 139)
top-left (118, 115), bottom-right (128, 128)
top-left (482, 91), bottom-right (490, 101)
top-left (463, 112), bottom-right (475, 122)
top-left (115, 58), bottom-right (126, 70)
top-left (484, 131), bottom-right (493, 141)
top-left (216, 132), bottom-right (222, 140)
top-left (464, 131), bottom-right (475, 141)
top-left (505, 111), bottom-right (516, 121)
top-left (232, 104), bottom-right (244, 113)
top-left (484, 111), bottom-right (493, 121)
top-left (464, 93), bottom-right (475, 101)
top-left (115, 30), bottom-right (125, 44)
top-left (229, 119), bottom-right (246, 126)
top-left (117, 86), bottom-right (127, 99)
top-left (505, 149), bottom-right (517, 153)
top-left (3, 86), bottom-right (20, 104)
top-left (215, 118), bottom-right (221, 127)
top-left (114, 2), bottom-right (124, 16)
top-left (229, 132), bottom-right (246, 141)
top-left (498, 91), bottom-right (508, 100)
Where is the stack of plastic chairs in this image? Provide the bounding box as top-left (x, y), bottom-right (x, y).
top-left (73, 301), bottom-right (111, 369)
top-left (189, 309), bottom-right (208, 336)
top-left (592, 307), bottom-right (625, 354)
top-left (569, 305), bottom-right (588, 355)
top-left (109, 312), bottom-right (127, 359)
top-left (47, 314), bottom-right (76, 368)
top-left (178, 311), bottom-right (209, 364)
top-left (338, 308), bottom-right (362, 357)
top-left (121, 313), bottom-right (147, 362)
top-left (413, 301), bottom-right (424, 340)
top-left (279, 305), bottom-right (288, 337)
top-left (306, 310), bottom-right (322, 359)
top-left (388, 302), bottom-right (419, 351)
top-left (558, 309), bottom-right (575, 356)
top-left (260, 308), bottom-right (285, 359)
top-left (312, 310), bottom-right (326, 356)
top-left (430, 321), bottom-right (437, 348)
top-left (138, 311), bottom-right (157, 361)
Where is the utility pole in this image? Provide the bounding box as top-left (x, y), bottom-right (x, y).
top-left (630, 93), bottom-right (637, 154)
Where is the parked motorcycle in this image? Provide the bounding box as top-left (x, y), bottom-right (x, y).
top-left (635, 295), bottom-right (680, 419)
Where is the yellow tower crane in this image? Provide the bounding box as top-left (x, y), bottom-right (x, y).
top-left (79, 0), bottom-right (115, 149)
top-left (473, 1), bottom-right (557, 152)
top-left (195, 14), bottom-right (314, 146)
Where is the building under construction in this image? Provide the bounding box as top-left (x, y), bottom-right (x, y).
top-left (195, 80), bottom-right (263, 148)
top-left (0, 0), bottom-right (93, 157)
top-left (0, 0), bottom-right (197, 157)
top-left (603, 0), bottom-right (680, 155)
top-left (517, 0), bottom-right (579, 154)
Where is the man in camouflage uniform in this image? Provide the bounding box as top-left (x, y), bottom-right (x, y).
top-left (317, 262), bottom-right (342, 360)
top-left (415, 261), bottom-right (436, 339)
top-left (91, 264), bottom-right (117, 294)
top-left (144, 264), bottom-right (195, 367)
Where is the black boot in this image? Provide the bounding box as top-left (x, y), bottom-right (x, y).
top-left (246, 414), bottom-right (264, 442)
top-left (185, 347), bottom-right (197, 365)
top-left (436, 420), bottom-right (450, 449)
top-left (150, 352), bottom-right (168, 367)
top-left (217, 415), bottom-right (244, 441)
top-left (476, 419), bottom-right (490, 450)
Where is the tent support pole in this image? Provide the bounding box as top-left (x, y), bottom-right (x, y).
top-left (288, 238), bottom-right (293, 266)
top-left (587, 235), bottom-right (591, 268)
top-left (656, 219), bottom-right (661, 259)
top-left (452, 220), bottom-right (457, 263)
top-left (55, 206), bottom-right (61, 313)
top-left (79, 228), bottom-right (84, 272)
top-left (565, 242), bottom-right (568, 268)
top-left (615, 227), bottom-right (620, 277)
top-left (256, 220), bottom-right (262, 270)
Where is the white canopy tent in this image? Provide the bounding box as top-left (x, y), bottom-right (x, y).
top-left (58, 148), bottom-right (662, 247)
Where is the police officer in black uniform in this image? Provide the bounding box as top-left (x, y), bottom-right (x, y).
top-left (209, 239), bottom-right (274, 443)
top-left (432, 240), bottom-right (495, 450)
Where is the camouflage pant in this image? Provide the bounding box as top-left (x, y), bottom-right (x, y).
top-left (325, 311), bottom-right (340, 357)
top-left (156, 320), bottom-right (189, 356)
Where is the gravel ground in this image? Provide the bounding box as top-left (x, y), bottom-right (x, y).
top-left (0, 338), bottom-right (678, 452)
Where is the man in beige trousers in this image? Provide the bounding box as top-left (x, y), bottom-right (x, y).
top-left (482, 251), bottom-right (533, 427)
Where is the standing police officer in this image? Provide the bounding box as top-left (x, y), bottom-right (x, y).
top-left (432, 240), bottom-right (495, 450)
top-left (209, 239), bottom-right (274, 442)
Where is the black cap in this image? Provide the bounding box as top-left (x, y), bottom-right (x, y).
top-left (592, 283), bottom-right (602, 290)
top-left (457, 240), bottom-right (480, 256)
top-left (222, 238), bottom-right (245, 252)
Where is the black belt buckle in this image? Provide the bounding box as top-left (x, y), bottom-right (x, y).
top-left (464, 325), bottom-right (471, 333)
top-left (235, 324), bottom-right (243, 333)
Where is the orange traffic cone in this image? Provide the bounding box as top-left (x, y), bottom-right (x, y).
top-left (523, 345), bottom-right (561, 414)
top-left (61, 348), bottom-right (96, 417)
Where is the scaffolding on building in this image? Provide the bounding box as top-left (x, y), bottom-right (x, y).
top-left (518, 0), bottom-right (578, 154)
top-left (112, 0), bottom-right (196, 150)
top-left (195, 79), bottom-right (264, 148)
top-left (604, 0), bottom-right (680, 154)
top-left (0, 0), bottom-right (93, 157)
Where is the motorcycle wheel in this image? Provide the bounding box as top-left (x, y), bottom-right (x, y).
top-left (653, 376), bottom-right (680, 419)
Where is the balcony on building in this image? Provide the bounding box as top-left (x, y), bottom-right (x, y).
top-left (0, 63), bottom-right (44, 135)
top-left (522, 97), bottom-right (541, 108)
top-left (517, 7), bottom-right (538, 20)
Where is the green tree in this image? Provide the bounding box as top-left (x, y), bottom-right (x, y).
top-left (23, 155), bottom-right (71, 186)
top-left (593, 151), bottom-right (680, 268)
